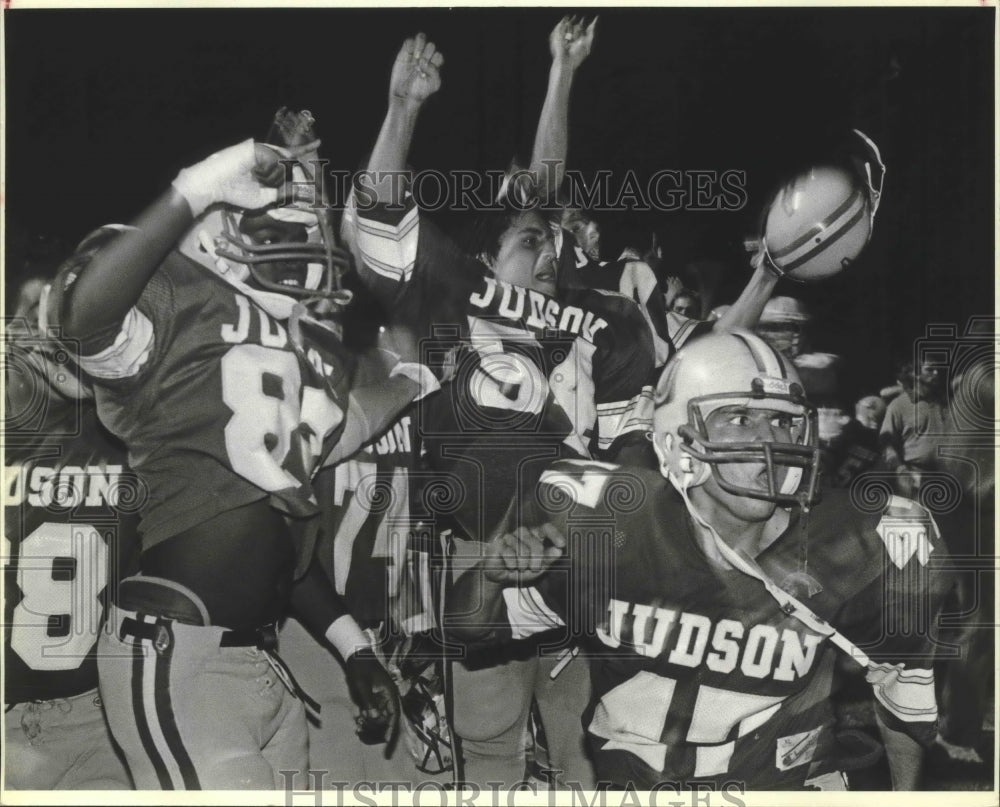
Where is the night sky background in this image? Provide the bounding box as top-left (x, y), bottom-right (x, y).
top-left (4, 5), bottom-right (995, 401)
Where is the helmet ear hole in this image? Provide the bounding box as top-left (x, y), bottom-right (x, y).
top-left (666, 449), bottom-right (710, 494)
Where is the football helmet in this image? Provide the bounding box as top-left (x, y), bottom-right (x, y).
top-left (179, 108), bottom-right (354, 305)
top-left (399, 659), bottom-right (453, 775)
top-left (38, 223), bottom-right (136, 339)
top-left (756, 296), bottom-right (811, 359)
top-left (653, 330), bottom-right (821, 507)
top-left (378, 634), bottom-right (453, 775)
top-left (759, 295), bottom-right (810, 325)
top-left (757, 129), bottom-right (885, 282)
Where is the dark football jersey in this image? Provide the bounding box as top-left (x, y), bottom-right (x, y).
top-left (47, 250), bottom-right (355, 550)
top-left (4, 344), bottom-right (140, 702)
top-left (496, 459), bottom-right (947, 788)
top-left (356, 199), bottom-right (656, 541)
top-left (556, 231), bottom-right (674, 369)
top-left (312, 412), bottom-right (434, 633)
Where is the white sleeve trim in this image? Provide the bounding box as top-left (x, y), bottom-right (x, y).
top-left (77, 307), bottom-right (154, 380)
top-left (502, 586), bottom-right (565, 640)
top-left (356, 205), bottom-right (419, 284)
top-left (866, 663), bottom-right (938, 722)
top-left (666, 310), bottom-right (701, 349)
top-left (595, 387), bottom-right (654, 450)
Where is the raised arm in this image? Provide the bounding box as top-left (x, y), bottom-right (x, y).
top-left (52, 140), bottom-right (313, 342)
top-left (530, 16), bottom-right (597, 202)
top-left (711, 262), bottom-right (780, 333)
top-left (362, 34), bottom-right (443, 207)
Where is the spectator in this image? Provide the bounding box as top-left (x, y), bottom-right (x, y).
top-left (670, 289), bottom-right (701, 320)
top-left (879, 356), bottom-right (951, 498)
top-left (930, 356), bottom-right (995, 763)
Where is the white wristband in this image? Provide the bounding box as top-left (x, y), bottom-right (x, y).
top-left (171, 139), bottom-right (277, 219)
top-left (325, 615), bottom-right (370, 660)
top-left (172, 162), bottom-right (225, 219)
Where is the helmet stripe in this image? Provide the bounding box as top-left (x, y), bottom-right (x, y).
top-left (732, 331), bottom-right (787, 379)
top-left (769, 186), bottom-right (864, 259)
top-left (780, 201), bottom-right (868, 272)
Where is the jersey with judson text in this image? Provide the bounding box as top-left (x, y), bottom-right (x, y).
top-left (494, 460), bottom-right (948, 788)
top-left (313, 411), bottom-right (435, 635)
top-left (4, 338), bottom-right (140, 702)
top-left (46, 245), bottom-right (357, 550)
top-left (355, 197), bottom-right (655, 542)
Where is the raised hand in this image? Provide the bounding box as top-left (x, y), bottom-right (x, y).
top-left (549, 15), bottom-right (597, 70)
top-left (664, 275), bottom-right (685, 306)
top-left (251, 140), bottom-right (320, 188)
top-left (483, 523), bottom-right (566, 584)
top-left (389, 33), bottom-right (444, 107)
top-left (172, 139), bottom-right (320, 217)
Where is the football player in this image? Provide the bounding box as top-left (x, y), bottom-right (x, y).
top-left (43, 113), bottom-right (434, 789)
top-left (449, 330), bottom-right (950, 790)
top-left (278, 409), bottom-right (454, 784)
top-left (4, 280), bottom-right (140, 789)
top-left (353, 25), bottom-right (649, 787)
top-left (353, 22), bottom-right (798, 787)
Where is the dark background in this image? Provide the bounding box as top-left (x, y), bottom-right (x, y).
top-left (4, 6), bottom-right (995, 400)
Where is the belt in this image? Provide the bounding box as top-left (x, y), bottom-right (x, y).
top-left (119, 616), bottom-right (278, 651)
top-left (118, 615), bottom-right (320, 716)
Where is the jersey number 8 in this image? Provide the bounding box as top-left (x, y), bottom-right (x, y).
top-left (6, 522), bottom-right (108, 671)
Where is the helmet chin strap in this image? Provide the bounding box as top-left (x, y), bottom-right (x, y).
top-left (668, 442), bottom-right (869, 670)
top-left (672, 470), bottom-right (734, 572)
top-left (664, 440), bottom-right (728, 567)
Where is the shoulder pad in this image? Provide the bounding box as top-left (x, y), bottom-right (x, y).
top-left (875, 495), bottom-right (940, 569)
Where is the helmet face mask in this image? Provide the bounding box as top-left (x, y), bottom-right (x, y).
top-left (212, 205), bottom-right (354, 303)
top-left (400, 674), bottom-right (453, 775)
top-left (678, 389), bottom-right (821, 507)
top-left (654, 331), bottom-right (822, 508)
top-left (189, 106), bottom-right (355, 307)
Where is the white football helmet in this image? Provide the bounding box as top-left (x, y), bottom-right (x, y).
top-left (653, 330), bottom-right (822, 507)
top-left (757, 130), bottom-right (885, 282)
